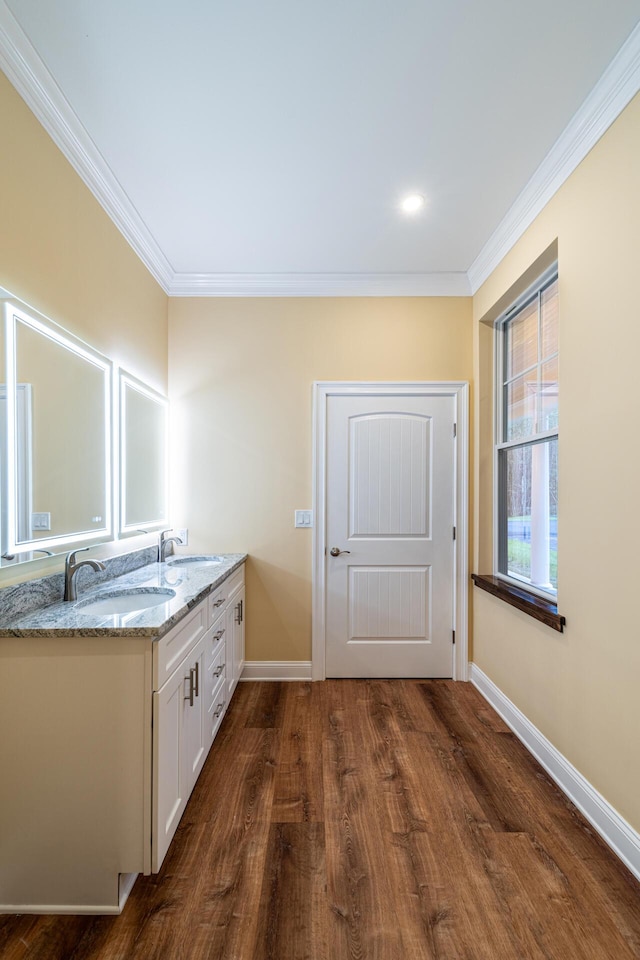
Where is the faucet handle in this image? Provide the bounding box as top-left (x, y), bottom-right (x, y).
top-left (66, 547), bottom-right (89, 567)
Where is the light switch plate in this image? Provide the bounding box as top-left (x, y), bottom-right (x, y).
top-left (294, 510), bottom-right (313, 528)
top-left (31, 512), bottom-right (51, 531)
top-left (176, 528), bottom-right (189, 546)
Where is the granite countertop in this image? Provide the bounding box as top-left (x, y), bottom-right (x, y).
top-left (0, 553), bottom-right (247, 638)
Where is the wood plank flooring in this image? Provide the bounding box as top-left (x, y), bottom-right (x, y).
top-left (1, 680), bottom-right (639, 960)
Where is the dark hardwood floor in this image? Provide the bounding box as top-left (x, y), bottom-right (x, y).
top-left (1, 680), bottom-right (639, 959)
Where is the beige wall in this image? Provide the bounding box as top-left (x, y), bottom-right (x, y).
top-left (473, 92), bottom-right (640, 831)
top-left (168, 297), bottom-right (473, 662)
top-left (0, 74), bottom-right (167, 584)
top-left (0, 75), bottom-right (167, 393)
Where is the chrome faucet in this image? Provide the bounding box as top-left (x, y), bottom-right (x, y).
top-left (158, 529), bottom-right (183, 563)
top-left (64, 548), bottom-right (106, 602)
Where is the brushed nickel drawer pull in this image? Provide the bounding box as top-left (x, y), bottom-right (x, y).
top-left (184, 668), bottom-right (195, 706)
top-left (212, 597), bottom-right (226, 608)
top-left (194, 660), bottom-right (200, 698)
top-left (214, 663), bottom-right (225, 677)
top-left (213, 629), bottom-right (225, 641)
top-left (214, 701), bottom-right (224, 718)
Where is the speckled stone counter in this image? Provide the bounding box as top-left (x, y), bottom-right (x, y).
top-left (0, 553), bottom-right (247, 638)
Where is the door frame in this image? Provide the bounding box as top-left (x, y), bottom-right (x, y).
top-left (312, 381), bottom-right (469, 682)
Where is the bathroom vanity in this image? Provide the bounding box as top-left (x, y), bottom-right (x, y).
top-left (0, 553), bottom-right (246, 914)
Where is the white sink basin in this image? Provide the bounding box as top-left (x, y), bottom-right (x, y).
top-left (166, 555), bottom-right (225, 567)
top-left (75, 588), bottom-right (176, 615)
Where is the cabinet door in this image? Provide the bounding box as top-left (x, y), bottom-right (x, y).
top-left (152, 633), bottom-right (207, 872)
top-left (152, 658), bottom-right (191, 871)
top-left (182, 634), bottom-right (208, 794)
top-left (227, 585), bottom-right (245, 698)
top-left (234, 585), bottom-right (245, 690)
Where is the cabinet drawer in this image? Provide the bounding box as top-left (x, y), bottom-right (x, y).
top-left (208, 583), bottom-right (229, 625)
top-left (206, 564), bottom-right (244, 625)
top-left (206, 641), bottom-right (227, 705)
top-left (207, 563), bottom-right (244, 626)
top-left (205, 609), bottom-right (226, 672)
top-left (207, 675), bottom-right (227, 741)
top-left (154, 604), bottom-right (206, 691)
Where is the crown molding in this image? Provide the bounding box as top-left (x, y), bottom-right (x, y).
top-left (467, 19), bottom-right (640, 294)
top-left (168, 271), bottom-right (471, 297)
top-left (2, 0), bottom-right (638, 300)
top-left (0, 1), bottom-right (174, 293)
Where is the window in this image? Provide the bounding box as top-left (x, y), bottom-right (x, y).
top-left (496, 267), bottom-right (558, 598)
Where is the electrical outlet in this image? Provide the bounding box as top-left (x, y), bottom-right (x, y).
top-left (176, 527), bottom-right (189, 546)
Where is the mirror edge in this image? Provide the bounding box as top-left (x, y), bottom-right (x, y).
top-left (117, 367), bottom-right (169, 538)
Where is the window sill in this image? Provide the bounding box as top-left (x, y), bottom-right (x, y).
top-left (471, 574), bottom-right (566, 632)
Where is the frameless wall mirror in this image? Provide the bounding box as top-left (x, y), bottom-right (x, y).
top-left (118, 370), bottom-right (168, 536)
top-left (1, 301), bottom-right (112, 565)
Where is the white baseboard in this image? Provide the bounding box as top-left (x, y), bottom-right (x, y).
top-left (118, 872), bottom-right (138, 911)
top-left (0, 904), bottom-right (123, 915)
top-left (469, 663), bottom-right (640, 883)
top-left (241, 661), bottom-right (312, 681)
top-left (0, 872), bottom-right (139, 915)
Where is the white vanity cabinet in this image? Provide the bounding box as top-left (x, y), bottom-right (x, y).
top-left (0, 560), bottom-right (245, 914)
top-left (152, 564), bottom-right (244, 872)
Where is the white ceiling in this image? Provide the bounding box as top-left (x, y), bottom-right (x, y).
top-left (2, 1), bottom-right (639, 294)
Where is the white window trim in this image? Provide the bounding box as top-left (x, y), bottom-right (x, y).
top-left (492, 264), bottom-right (558, 603)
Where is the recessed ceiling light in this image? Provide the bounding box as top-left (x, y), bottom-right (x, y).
top-left (401, 194), bottom-right (425, 214)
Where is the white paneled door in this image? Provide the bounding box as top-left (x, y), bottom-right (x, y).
top-left (325, 393), bottom-right (455, 678)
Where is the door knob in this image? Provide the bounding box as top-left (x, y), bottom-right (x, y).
top-left (329, 547), bottom-right (351, 557)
